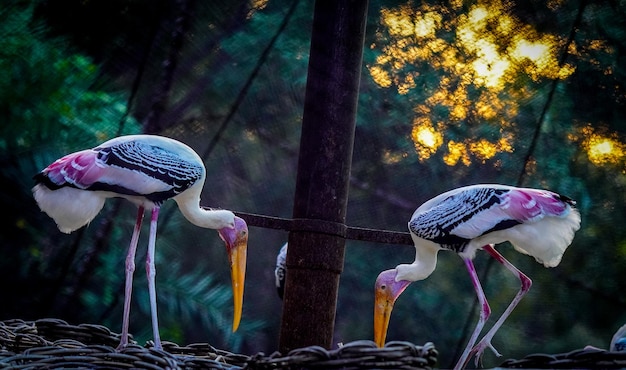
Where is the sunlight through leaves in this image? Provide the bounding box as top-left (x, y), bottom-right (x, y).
top-left (369, 0), bottom-right (580, 167)
top-left (572, 125), bottom-right (626, 167)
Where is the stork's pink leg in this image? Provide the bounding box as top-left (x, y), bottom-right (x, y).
top-left (469, 244), bottom-right (532, 366)
top-left (146, 206), bottom-right (162, 350)
top-left (454, 258), bottom-right (492, 370)
top-left (118, 206), bottom-right (144, 350)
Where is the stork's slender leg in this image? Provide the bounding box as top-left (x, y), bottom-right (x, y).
top-left (118, 206), bottom-right (144, 350)
top-left (146, 206), bottom-right (162, 350)
top-left (469, 244), bottom-right (532, 366)
top-left (454, 258), bottom-right (492, 370)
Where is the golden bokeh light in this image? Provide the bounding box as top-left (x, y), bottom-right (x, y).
top-left (368, 65), bottom-right (392, 88)
top-left (470, 137), bottom-right (514, 162)
top-left (438, 137), bottom-right (514, 166)
top-left (512, 39), bottom-right (551, 65)
top-left (411, 118), bottom-right (443, 161)
top-left (578, 126), bottom-right (626, 166)
top-left (380, 5), bottom-right (417, 37)
top-left (509, 33), bottom-right (575, 81)
top-left (470, 139), bottom-right (499, 161)
top-left (444, 141), bottom-right (471, 166)
top-left (370, 0), bottom-right (583, 167)
top-left (247, 0), bottom-right (268, 18)
top-left (415, 11), bottom-right (442, 38)
top-left (382, 149), bottom-right (407, 165)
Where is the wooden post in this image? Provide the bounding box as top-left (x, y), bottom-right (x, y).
top-left (279, 0), bottom-right (369, 352)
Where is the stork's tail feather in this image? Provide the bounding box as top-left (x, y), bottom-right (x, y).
top-left (558, 194), bottom-right (577, 207)
top-left (509, 206), bottom-right (581, 267)
top-left (33, 184), bottom-right (105, 233)
top-left (33, 172), bottom-right (64, 190)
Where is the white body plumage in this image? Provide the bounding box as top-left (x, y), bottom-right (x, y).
top-left (397, 184), bottom-right (581, 283)
top-left (33, 135), bottom-right (235, 233)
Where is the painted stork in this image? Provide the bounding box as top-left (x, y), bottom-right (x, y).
top-left (275, 243), bottom-right (287, 299)
top-left (32, 134), bottom-right (249, 350)
top-left (611, 324), bottom-right (626, 352)
top-left (373, 184), bottom-right (581, 369)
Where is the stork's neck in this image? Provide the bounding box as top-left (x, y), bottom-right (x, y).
top-left (396, 235), bottom-right (440, 282)
top-left (174, 187), bottom-right (235, 230)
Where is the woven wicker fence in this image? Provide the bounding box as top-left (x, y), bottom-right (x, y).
top-left (0, 319), bottom-right (438, 369)
top-left (499, 347), bottom-right (626, 369)
top-left (5, 318), bottom-right (626, 369)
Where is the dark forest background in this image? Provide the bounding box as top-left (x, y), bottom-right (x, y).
top-left (1, 0), bottom-right (625, 368)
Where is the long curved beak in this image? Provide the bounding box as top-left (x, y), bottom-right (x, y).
top-left (374, 270), bottom-right (410, 348)
top-left (219, 216), bottom-right (248, 332)
top-left (374, 288), bottom-right (394, 347)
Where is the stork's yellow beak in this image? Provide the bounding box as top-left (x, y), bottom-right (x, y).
top-left (219, 216), bottom-right (248, 332)
top-left (374, 282), bottom-right (395, 347)
top-left (373, 269), bottom-right (411, 347)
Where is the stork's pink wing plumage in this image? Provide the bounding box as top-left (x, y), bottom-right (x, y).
top-left (43, 150), bottom-right (104, 188)
top-left (501, 188), bottom-right (572, 221)
top-left (446, 187), bottom-right (574, 241)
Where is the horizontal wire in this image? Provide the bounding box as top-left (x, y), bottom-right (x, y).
top-left (232, 211), bottom-right (413, 246)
